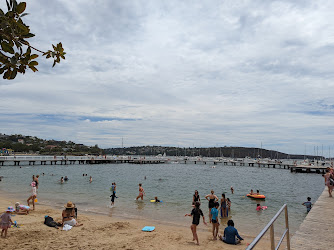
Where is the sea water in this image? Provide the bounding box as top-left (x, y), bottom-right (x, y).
top-left (0, 162), bottom-right (323, 236)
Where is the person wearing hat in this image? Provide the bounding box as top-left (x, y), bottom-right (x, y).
top-left (62, 202), bottom-right (83, 227)
top-left (15, 202), bottom-right (30, 215)
top-left (1, 206), bottom-right (14, 238)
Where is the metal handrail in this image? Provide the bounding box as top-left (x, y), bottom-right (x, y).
top-left (246, 204), bottom-right (290, 250)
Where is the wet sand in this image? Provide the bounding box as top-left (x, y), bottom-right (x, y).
top-left (0, 193), bottom-right (273, 249)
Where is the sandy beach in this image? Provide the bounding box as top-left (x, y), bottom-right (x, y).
top-left (0, 193), bottom-right (273, 249)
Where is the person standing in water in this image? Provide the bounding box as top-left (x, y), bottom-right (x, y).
top-left (89, 176), bottom-right (92, 183)
top-left (192, 190), bottom-right (200, 205)
top-left (205, 190), bottom-right (218, 222)
top-left (136, 183), bottom-right (145, 200)
top-left (185, 201), bottom-right (207, 245)
top-left (221, 193), bottom-right (227, 217)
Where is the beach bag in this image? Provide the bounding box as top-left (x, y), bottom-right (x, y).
top-left (44, 216), bottom-right (61, 228)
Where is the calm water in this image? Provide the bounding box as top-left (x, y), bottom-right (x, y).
top-left (0, 162), bottom-right (324, 236)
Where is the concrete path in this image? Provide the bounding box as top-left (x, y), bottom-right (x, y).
top-left (291, 187), bottom-right (333, 250)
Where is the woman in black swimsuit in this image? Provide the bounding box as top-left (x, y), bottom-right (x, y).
top-left (192, 190), bottom-right (200, 205)
top-left (205, 190), bottom-right (218, 223)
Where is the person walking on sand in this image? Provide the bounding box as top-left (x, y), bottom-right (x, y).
top-left (136, 183), bottom-right (145, 200)
top-left (185, 201), bottom-right (207, 245)
top-left (27, 181), bottom-right (37, 210)
top-left (205, 190), bottom-right (218, 222)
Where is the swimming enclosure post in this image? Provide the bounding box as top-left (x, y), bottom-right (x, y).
top-left (246, 204), bottom-right (290, 250)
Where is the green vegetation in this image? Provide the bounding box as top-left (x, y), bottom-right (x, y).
top-left (0, 0), bottom-right (65, 79)
top-left (0, 133), bottom-right (104, 155)
top-left (104, 145), bottom-right (317, 159)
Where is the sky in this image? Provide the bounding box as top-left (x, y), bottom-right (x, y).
top-left (1, 0), bottom-right (334, 155)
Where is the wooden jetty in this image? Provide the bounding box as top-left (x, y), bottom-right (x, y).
top-left (291, 187), bottom-right (333, 249)
top-left (0, 155), bottom-right (329, 174)
top-left (0, 156), bottom-right (165, 166)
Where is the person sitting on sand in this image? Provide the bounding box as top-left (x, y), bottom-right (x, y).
top-left (15, 202), bottom-right (30, 215)
top-left (219, 219), bottom-right (243, 245)
top-left (185, 201), bottom-right (207, 245)
top-left (62, 201), bottom-right (82, 227)
top-left (27, 181), bottom-right (37, 210)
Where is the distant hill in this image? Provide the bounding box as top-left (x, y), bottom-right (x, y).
top-left (104, 145), bottom-right (321, 159)
top-left (0, 133), bottom-right (103, 155)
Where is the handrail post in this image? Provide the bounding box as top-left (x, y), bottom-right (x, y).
top-left (270, 225), bottom-right (275, 250)
top-left (285, 206), bottom-right (291, 250)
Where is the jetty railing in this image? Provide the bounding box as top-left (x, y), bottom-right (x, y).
top-left (246, 204), bottom-right (290, 250)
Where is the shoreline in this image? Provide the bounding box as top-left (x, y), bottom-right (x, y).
top-left (0, 192), bottom-right (273, 249)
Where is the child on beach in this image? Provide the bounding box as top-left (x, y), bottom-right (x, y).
top-left (211, 202), bottom-right (220, 240)
top-left (154, 197), bottom-right (160, 202)
top-left (185, 201), bottom-right (207, 245)
top-left (1, 207), bottom-right (14, 238)
top-left (226, 198), bottom-right (231, 215)
top-left (27, 181), bottom-right (37, 210)
top-left (302, 197), bottom-right (312, 213)
top-left (15, 202), bottom-right (30, 215)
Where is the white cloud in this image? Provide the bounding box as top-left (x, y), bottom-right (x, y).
top-left (1, 0), bottom-right (334, 155)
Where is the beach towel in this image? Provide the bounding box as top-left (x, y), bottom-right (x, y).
top-left (142, 226), bottom-right (155, 232)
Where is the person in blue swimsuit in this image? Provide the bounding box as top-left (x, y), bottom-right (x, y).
top-left (211, 202), bottom-right (220, 240)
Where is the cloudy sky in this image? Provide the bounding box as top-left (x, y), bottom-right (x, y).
top-left (1, 0), bottom-right (334, 155)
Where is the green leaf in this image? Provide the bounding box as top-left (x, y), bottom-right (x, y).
top-left (17, 2), bottom-right (26, 14)
top-left (21, 33), bottom-right (35, 38)
top-left (28, 61), bottom-right (38, 66)
top-left (30, 54), bottom-right (38, 59)
top-left (1, 41), bottom-right (14, 54)
top-left (4, 69), bottom-right (11, 79)
top-left (10, 68), bottom-right (17, 79)
top-left (16, 21), bottom-right (29, 34)
top-left (28, 65), bottom-right (38, 72)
